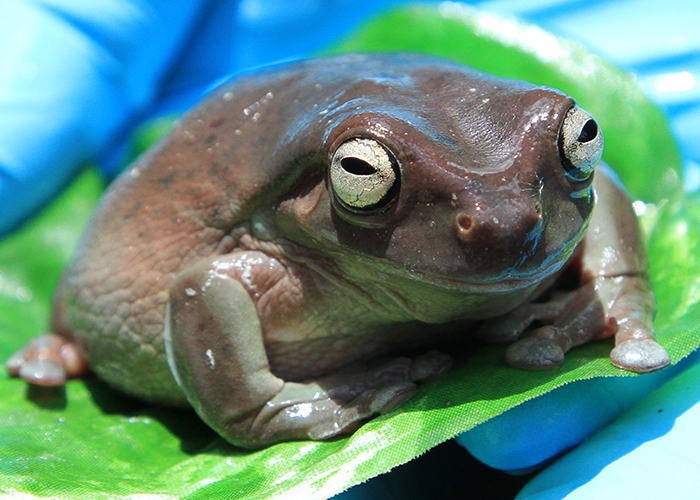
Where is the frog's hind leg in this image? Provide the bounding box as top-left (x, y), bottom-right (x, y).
top-left (6, 334), bottom-right (88, 386)
top-left (6, 292), bottom-right (90, 386)
top-left (166, 253), bottom-right (451, 448)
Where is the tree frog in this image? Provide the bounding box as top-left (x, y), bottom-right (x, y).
top-left (7, 53), bottom-right (670, 448)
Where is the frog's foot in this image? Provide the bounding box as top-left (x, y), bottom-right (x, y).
top-left (611, 338), bottom-right (671, 373)
top-left (166, 254), bottom-right (453, 448)
top-left (476, 291), bottom-right (577, 344)
top-left (5, 334), bottom-right (89, 386)
top-left (608, 313), bottom-right (670, 374)
top-left (504, 329), bottom-right (565, 370)
top-left (504, 281), bottom-right (607, 371)
top-left (246, 352), bottom-right (452, 445)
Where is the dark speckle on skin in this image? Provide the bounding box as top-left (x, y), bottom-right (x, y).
top-left (210, 117), bottom-right (225, 128)
top-left (208, 162), bottom-right (229, 178)
top-left (158, 172), bottom-right (177, 189)
top-left (122, 200), bottom-right (143, 221)
top-left (206, 133), bottom-right (217, 144)
top-left (222, 343), bottom-right (234, 358)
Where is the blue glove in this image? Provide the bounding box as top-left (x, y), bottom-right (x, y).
top-left (0, 0), bottom-right (237, 234)
top-left (515, 351), bottom-right (700, 499)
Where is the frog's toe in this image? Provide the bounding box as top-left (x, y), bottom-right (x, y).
top-left (505, 336), bottom-right (565, 371)
top-left (359, 381), bottom-right (418, 414)
top-left (409, 351), bottom-right (453, 382)
top-left (6, 347), bottom-right (66, 386)
top-left (477, 316), bottom-right (528, 343)
top-left (19, 359), bottom-right (66, 386)
top-left (6, 334), bottom-right (88, 386)
top-left (320, 382), bottom-right (417, 439)
top-left (5, 349), bottom-right (25, 376)
top-left (610, 339), bottom-right (670, 373)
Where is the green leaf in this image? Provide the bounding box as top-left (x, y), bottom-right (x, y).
top-left (1, 5), bottom-right (696, 499)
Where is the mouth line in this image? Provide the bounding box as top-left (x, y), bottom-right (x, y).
top-left (397, 258), bottom-right (565, 292)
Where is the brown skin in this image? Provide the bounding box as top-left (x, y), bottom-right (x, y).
top-left (7, 54), bottom-right (669, 448)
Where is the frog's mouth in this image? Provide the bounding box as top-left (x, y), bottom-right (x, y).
top-left (325, 245), bottom-right (573, 324)
top-left (356, 208), bottom-right (587, 292)
top-left (323, 201), bottom-right (589, 301)
top-left (396, 251), bottom-right (571, 292)
top-left (330, 227), bottom-right (582, 301)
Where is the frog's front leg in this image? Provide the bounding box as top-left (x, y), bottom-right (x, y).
top-left (596, 274), bottom-right (667, 371)
top-left (165, 251), bottom-right (450, 448)
top-left (492, 165), bottom-right (670, 372)
top-left (502, 273), bottom-right (667, 372)
top-left (581, 166), bottom-right (670, 372)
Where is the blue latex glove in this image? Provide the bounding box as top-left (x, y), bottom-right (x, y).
top-left (456, 358), bottom-right (695, 473)
top-left (0, 0), bottom-right (234, 234)
top-left (2, 0), bottom-right (700, 498)
top-left (515, 351), bottom-right (700, 499)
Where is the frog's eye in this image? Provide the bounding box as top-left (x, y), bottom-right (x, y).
top-left (559, 107), bottom-right (604, 181)
top-left (330, 138), bottom-right (401, 211)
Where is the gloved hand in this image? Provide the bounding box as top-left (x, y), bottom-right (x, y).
top-left (513, 351), bottom-right (700, 499)
top-left (0, 0), bottom-right (239, 235)
top-left (457, 353), bottom-right (699, 471)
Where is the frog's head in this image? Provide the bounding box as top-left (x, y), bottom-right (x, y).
top-left (281, 55), bottom-right (603, 292)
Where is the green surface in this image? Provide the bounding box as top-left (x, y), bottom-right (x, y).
top-left (0, 4), bottom-right (696, 499)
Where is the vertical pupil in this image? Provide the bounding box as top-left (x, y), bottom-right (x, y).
top-left (341, 157), bottom-right (376, 175)
top-left (577, 119), bottom-right (598, 143)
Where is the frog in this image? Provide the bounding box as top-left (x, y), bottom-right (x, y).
top-left (6, 53), bottom-right (670, 449)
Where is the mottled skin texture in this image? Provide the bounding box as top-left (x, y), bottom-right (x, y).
top-left (8, 54), bottom-right (669, 448)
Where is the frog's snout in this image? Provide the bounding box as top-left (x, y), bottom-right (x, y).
top-left (453, 203), bottom-right (542, 241)
top-left (452, 199), bottom-right (544, 265)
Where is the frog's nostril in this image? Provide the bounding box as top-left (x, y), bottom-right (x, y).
top-left (454, 213), bottom-right (473, 239)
